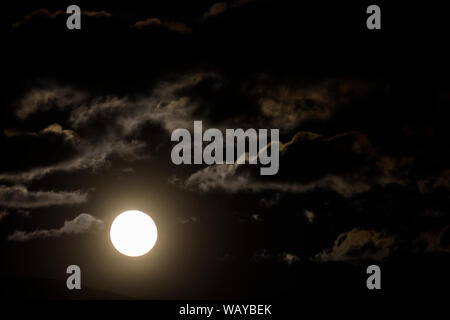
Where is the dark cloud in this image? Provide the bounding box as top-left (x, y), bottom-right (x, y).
top-left (203, 2), bottom-right (229, 20)
top-left (247, 77), bottom-right (370, 130)
top-left (252, 248), bottom-right (271, 261)
top-left (8, 213), bottom-right (103, 242)
top-left (252, 248), bottom-right (300, 265)
top-left (417, 169), bottom-right (450, 194)
top-left (131, 17), bottom-right (192, 34)
top-left (414, 225), bottom-right (450, 254)
top-left (259, 192), bottom-right (280, 208)
top-left (433, 170), bottom-right (450, 189)
top-left (121, 167), bottom-right (135, 173)
top-left (12, 8), bottom-right (65, 29)
top-left (82, 10), bottom-right (112, 18)
top-left (281, 252), bottom-right (300, 265)
top-left (12, 8), bottom-right (112, 29)
top-left (0, 209), bottom-right (9, 221)
top-left (173, 130), bottom-right (372, 197)
top-left (4, 123), bottom-right (77, 142)
top-left (0, 209), bottom-right (30, 222)
top-left (202, 0), bottom-right (258, 20)
top-left (177, 216), bottom-right (198, 224)
top-left (183, 162), bottom-right (370, 197)
top-left (5, 73), bottom-right (420, 250)
top-left (304, 209), bottom-right (315, 224)
top-left (0, 139), bottom-right (145, 183)
top-left (314, 228), bottom-right (396, 263)
top-left (0, 185), bottom-right (87, 209)
top-left (16, 86), bottom-right (86, 120)
top-left (0, 122), bottom-right (83, 179)
top-left (2, 0), bottom-right (450, 299)
top-left (18, 73), bottom-right (218, 131)
top-left (1, 74), bottom-right (220, 182)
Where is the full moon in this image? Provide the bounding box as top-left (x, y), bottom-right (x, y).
top-left (110, 210), bottom-right (158, 257)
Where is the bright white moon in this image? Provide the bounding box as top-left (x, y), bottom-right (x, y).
top-left (110, 210), bottom-right (158, 257)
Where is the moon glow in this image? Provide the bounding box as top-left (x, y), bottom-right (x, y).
top-left (110, 210), bottom-right (158, 257)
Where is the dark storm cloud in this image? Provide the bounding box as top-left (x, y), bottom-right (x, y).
top-left (12, 8), bottom-right (112, 29)
top-left (0, 185), bottom-right (87, 209)
top-left (8, 213), bottom-right (103, 242)
top-left (313, 228), bottom-right (396, 263)
top-left (131, 18), bottom-right (192, 34)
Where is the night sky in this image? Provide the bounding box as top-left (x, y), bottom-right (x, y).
top-left (1, 0), bottom-right (450, 306)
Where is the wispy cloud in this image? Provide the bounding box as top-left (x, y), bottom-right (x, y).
top-left (313, 228), bottom-right (396, 263)
top-left (0, 139), bottom-right (145, 183)
top-left (12, 8), bottom-right (112, 29)
top-left (0, 185), bottom-right (87, 209)
top-left (252, 248), bottom-right (300, 265)
top-left (304, 209), bottom-right (315, 224)
top-left (183, 162), bottom-right (370, 197)
top-left (203, 2), bottom-right (229, 20)
top-left (16, 86), bottom-right (86, 119)
top-left (202, 0), bottom-right (258, 20)
top-left (0, 209), bottom-right (9, 221)
top-left (281, 252), bottom-right (300, 265)
top-left (2, 73), bottom-right (219, 183)
top-left (131, 17), bottom-right (192, 34)
top-left (414, 225), bottom-right (450, 254)
top-left (8, 213), bottom-right (103, 242)
top-left (248, 77), bottom-right (370, 130)
top-left (4, 123), bottom-right (77, 142)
